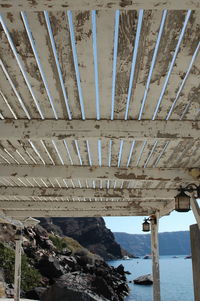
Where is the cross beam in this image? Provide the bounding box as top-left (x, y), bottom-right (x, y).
top-left (0, 200), bottom-right (168, 211)
top-left (0, 0), bottom-right (199, 11)
top-left (0, 165), bottom-right (198, 182)
top-left (0, 187), bottom-right (176, 199)
top-left (0, 120), bottom-right (199, 140)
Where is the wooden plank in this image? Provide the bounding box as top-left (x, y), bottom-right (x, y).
top-left (161, 11), bottom-right (200, 121)
top-left (1, 0), bottom-right (200, 11)
top-left (190, 224), bottom-right (200, 301)
top-left (0, 120), bottom-right (199, 140)
top-left (48, 11), bottom-right (81, 119)
top-left (114, 10), bottom-right (137, 119)
top-left (0, 13), bottom-right (47, 119)
top-left (128, 10), bottom-right (163, 120)
top-left (3, 208), bottom-right (151, 218)
top-left (0, 200), bottom-right (168, 211)
top-left (0, 165), bottom-right (199, 182)
top-left (0, 186), bottom-right (177, 198)
top-left (96, 10), bottom-right (115, 118)
top-left (141, 11), bottom-right (187, 120)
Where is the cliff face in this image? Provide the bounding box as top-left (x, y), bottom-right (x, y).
top-left (39, 217), bottom-right (123, 260)
top-left (114, 231), bottom-right (191, 256)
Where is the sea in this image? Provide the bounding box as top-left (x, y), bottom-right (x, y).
top-left (108, 255), bottom-right (194, 301)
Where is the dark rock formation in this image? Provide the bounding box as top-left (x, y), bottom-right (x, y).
top-left (38, 217), bottom-right (124, 260)
top-left (133, 274), bottom-right (153, 285)
top-left (0, 223), bottom-right (129, 301)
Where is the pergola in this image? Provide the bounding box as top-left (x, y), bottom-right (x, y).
top-left (0, 1), bottom-right (200, 301)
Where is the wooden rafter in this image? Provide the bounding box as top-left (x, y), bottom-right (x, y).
top-left (0, 187), bottom-right (177, 199)
top-left (0, 120), bottom-right (199, 140)
top-left (0, 0), bottom-right (200, 11)
top-left (0, 165), bottom-right (198, 182)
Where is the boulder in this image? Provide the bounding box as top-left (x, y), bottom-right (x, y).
top-left (37, 255), bottom-right (64, 278)
top-left (134, 274), bottom-right (153, 285)
top-left (25, 287), bottom-right (46, 300)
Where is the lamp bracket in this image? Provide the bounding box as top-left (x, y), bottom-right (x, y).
top-left (179, 184), bottom-right (200, 198)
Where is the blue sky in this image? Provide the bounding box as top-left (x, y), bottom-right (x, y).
top-left (104, 210), bottom-right (197, 234)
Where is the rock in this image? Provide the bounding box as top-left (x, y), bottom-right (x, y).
top-left (134, 274), bottom-right (153, 285)
top-left (37, 255), bottom-right (64, 278)
top-left (41, 273), bottom-right (109, 301)
top-left (116, 264), bottom-right (125, 275)
top-left (25, 287), bottom-right (46, 300)
top-left (38, 217), bottom-right (123, 260)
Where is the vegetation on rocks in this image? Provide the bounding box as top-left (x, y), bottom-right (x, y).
top-left (0, 242), bottom-right (42, 291)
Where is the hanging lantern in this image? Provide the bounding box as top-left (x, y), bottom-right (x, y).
top-left (175, 189), bottom-right (190, 212)
top-left (142, 218), bottom-right (150, 232)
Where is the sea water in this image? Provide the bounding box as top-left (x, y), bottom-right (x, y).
top-left (108, 256), bottom-right (193, 301)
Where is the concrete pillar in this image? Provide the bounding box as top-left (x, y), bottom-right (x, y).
top-left (151, 212), bottom-right (161, 301)
top-left (14, 229), bottom-right (22, 301)
top-left (190, 224), bottom-right (200, 301)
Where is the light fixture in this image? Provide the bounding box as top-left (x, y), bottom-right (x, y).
top-left (175, 184), bottom-right (200, 212)
top-left (142, 218), bottom-right (150, 232)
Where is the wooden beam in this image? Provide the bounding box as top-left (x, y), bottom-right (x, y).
top-left (151, 212), bottom-right (161, 301)
top-left (0, 200), bottom-right (168, 211)
top-left (0, 165), bottom-right (198, 182)
top-left (3, 208), bottom-right (150, 218)
top-left (190, 224), bottom-right (200, 301)
top-left (0, 120), bottom-right (199, 140)
top-left (0, 0), bottom-right (199, 11)
top-left (191, 194), bottom-right (200, 230)
top-left (0, 187), bottom-right (176, 199)
top-left (14, 231), bottom-right (22, 301)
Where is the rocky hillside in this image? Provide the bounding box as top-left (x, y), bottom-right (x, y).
top-left (0, 223), bottom-right (129, 301)
top-left (38, 217), bottom-right (127, 260)
top-left (114, 231), bottom-right (191, 256)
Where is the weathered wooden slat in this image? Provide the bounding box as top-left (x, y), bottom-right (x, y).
top-left (25, 12), bottom-right (66, 119)
top-left (0, 165), bottom-right (199, 182)
top-left (0, 13), bottom-right (47, 119)
top-left (1, 0), bottom-right (200, 11)
top-left (128, 10), bottom-right (163, 120)
top-left (3, 208), bottom-right (150, 218)
top-left (141, 11), bottom-right (187, 120)
top-left (0, 200), bottom-right (168, 211)
top-left (158, 11), bottom-right (200, 121)
top-left (72, 10), bottom-right (96, 119)
top-left (96, 10), bottom-right (115, 118)
top-left (114, 10), bottom-right (137, 119)
top-left (0, 186), bottom-right (177, 199)
top-left (49, 11), bottom-right (81, 119)
top-left (0, 120), bottom-right (199, 140)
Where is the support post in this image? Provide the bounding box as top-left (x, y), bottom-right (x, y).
top-left (190, 194), bottom-right (200, 230)
top-left (190, 224), bottom-right (200, 301)
top-left (14, 229), bottom-right (22, 301)
top-left (151, 212), bottom-right (161, 301)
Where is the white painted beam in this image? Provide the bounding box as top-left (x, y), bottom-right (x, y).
top-left (4, 208), bottom-right (150, 218)
top-left (0, 187), bottom-right (177, 199)
top-left (0, 200), bottom-right (168, 211)
top-left (0, 0), bottom-right (199, 11)
top-left (0, 120), bottom-right (199, 140)
top-left (0, 165), bottom-right (198, 182)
